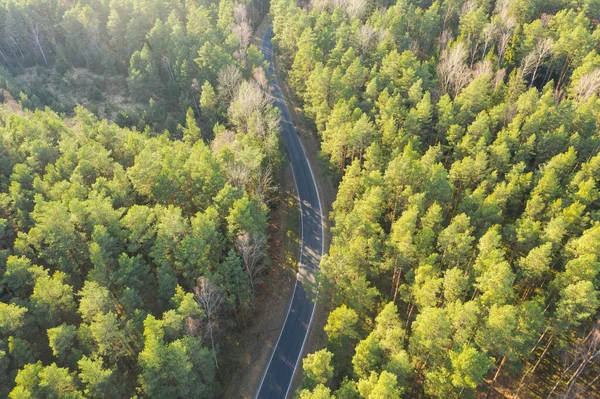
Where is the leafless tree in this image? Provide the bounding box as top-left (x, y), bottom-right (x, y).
top-left (229, 80), bottom-right (271, 130)
top-left (574, 69), bottom-right (600, 101)
top-left (233, 4), bottom-right (252, 66)
top-left (161, 55), bottom-right (176, 81)
top-left (473, 59), bottom-right (493, 79)
top-left (310, 0), bottom-right (330, 12)
top-left (194, 277), bottom-right (225, 369)
top-left (460, 0), bottom-right (478, 16)
top-left (235, 231), bottom-right (268, 295)
top-left (438, 29), bottom-right (453, 52)
top-left (227, 162), bottom-right (253, 189)
top-left (254, 165), bottom-right (278, 206)
top-left (563, 321), bottom-right (600, 398)
top-left (545, 321), bottom-right (600, 398)
top-left (358, 24), bottom-right (377, 54)
top-left (253, 66), bottom-right (270, 92)
top-left (494, 68), bottom-right (507, 89)
top-left (234, 2), bottom-right (249, 25)
top-left (346, 0), bottom-right (368, 19)
top-left (521, 37), bottom-right (554, 88)
top-left (437, 42), bottom-right (472, 96)
top-left (481, 22), bottom-right (497, 57)
top-left (497, 25), bottom-right (515, 65)
top-left (492, 1), bottom-right (516, 65)
top-left (184, 316), bottom-right (201, 337)
top-left (29, 22), bottom-right (48, 66)
top-left (331, 0), bottom-right (367, 19)
top-left (217, 64), bottom-right (243, 105)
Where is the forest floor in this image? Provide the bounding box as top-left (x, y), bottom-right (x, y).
top-left (219, 161), bottom-right (300, 398)
top-left (13, 67), bottom-right (142, 119)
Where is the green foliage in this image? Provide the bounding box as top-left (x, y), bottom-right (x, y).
top-left (275, 0), bottom-right (600, 396)
top-left (303, 349), bottom-right (334, 389)
top-left (0, 61), bottom-right (278, 394)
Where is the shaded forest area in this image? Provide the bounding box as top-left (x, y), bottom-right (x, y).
top-left (0, 0), bottom-right (269, 132)
top-left (268, 0), bottom-right (600, 397)
top-left (0, 0), bottom-right (286, 398)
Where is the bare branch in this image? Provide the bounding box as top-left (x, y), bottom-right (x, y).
top-left (235, 231), bottom-right (268, 295)
top-left (575, 69), bottom-right (600, 101)
top-left (217, 64), bottom-right (243, 105)
top-left (194, 277), bottom-right (225, 369)
top-left (437, 42), bottom-right (472, 96)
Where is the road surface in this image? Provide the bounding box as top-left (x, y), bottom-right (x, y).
top-left (255, 25), bottom-right (325, 399)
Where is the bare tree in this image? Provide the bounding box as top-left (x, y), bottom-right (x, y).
top-left (227, 162), bottom-right (253, 189)
top-left (310, 0), bottom-right (330, 12)
top-left (521, 37), bottom-right (554, 88)
top-left (346, 0), bottom-right (368, 19)
top-left (473, 59), bottom-right (493, 79)
top-left (492, 1), bottom-right (516, 65)
top-left (545, 321), bottom-right (600, 398)
top-left (437, 42), bottom-right (472, 96)
top-left (358, 24), bottom-right (377, 55)
top-left (254, 165), bottom-right (278, 206)
top-left (194, 277), bottom-right (225, 369)
top-left (229, 80), bottom-right (271, 130)
top-left (574, 68), bottom-right (600, 101)
top-left (438, 29), bottom-right (453, 52)
top-left (253, 66), bottom-right (270, 92)
top-left (233, 4), bottom-right (252, 66)
top-left (235, 231), bottom-right (268, 295)
top-left (494, 68), bottom-right (507, 89)
top-left (481, 22), bottom-right (497, 58)
top-left (29, 22), bottom-right (48, 66)
top-left (563, 321), bottom-right (600, 398)
top-left (496, 25), bottom-right (514, 65)
top-left (217, 64), bottom-right (243, 105)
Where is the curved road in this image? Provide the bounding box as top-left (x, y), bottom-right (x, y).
top-left (255, 25), bottom-right (325, 399)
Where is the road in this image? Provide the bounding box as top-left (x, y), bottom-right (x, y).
top-left (255, 25), bottom-right (325, 399)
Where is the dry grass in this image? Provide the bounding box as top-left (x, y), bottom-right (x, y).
top-left (13, 66), bottom-right (142, 119)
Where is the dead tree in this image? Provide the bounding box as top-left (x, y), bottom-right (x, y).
top-left (235, 231), bottom-right (267, 296)
top-left (233, 4), bottom-right (252, 66)
top-left (29, 22), bottom-right (48, 66)
top-left (194, 277), bottom-right (225, 369)
top-left (217, 64), bottom-right (243, 105)
top-left (437, 42), bottom-right (471, 97)
top-left (521, 37), bottom-right (554, 88)
top-left (574, 68), bottom-right (600, 102)
top-left (563, 321), bottom-right (600, 398)
top-left (546, 321), bottom-right (600, 398)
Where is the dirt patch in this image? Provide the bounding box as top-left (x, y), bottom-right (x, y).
top-left (219, 161), bottom-right (300, 398)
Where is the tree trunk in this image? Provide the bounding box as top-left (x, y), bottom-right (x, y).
top-left (515, 334), bottom-right (554, 397)
top-left (209, 323), bottom-right (219, 369)
top-left (486, 356), bottom-right (506, 399)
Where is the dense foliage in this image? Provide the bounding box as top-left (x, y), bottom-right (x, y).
top-left (269, 0), bottom-right (600, 397)
top-left (0, 0), bottom-right (268, 132)
top-left (0, 1), bottom-right (281, 397)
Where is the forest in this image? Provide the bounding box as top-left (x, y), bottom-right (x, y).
top-left (2, 0), bottom-right (600, 398)
top-left (0, 0), bottom-right (280, 397)
top-left (267, 0), bottom-right (600, 398)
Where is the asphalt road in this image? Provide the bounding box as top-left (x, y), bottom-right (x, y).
top-left (255, 25), bottom-right (325, 399)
